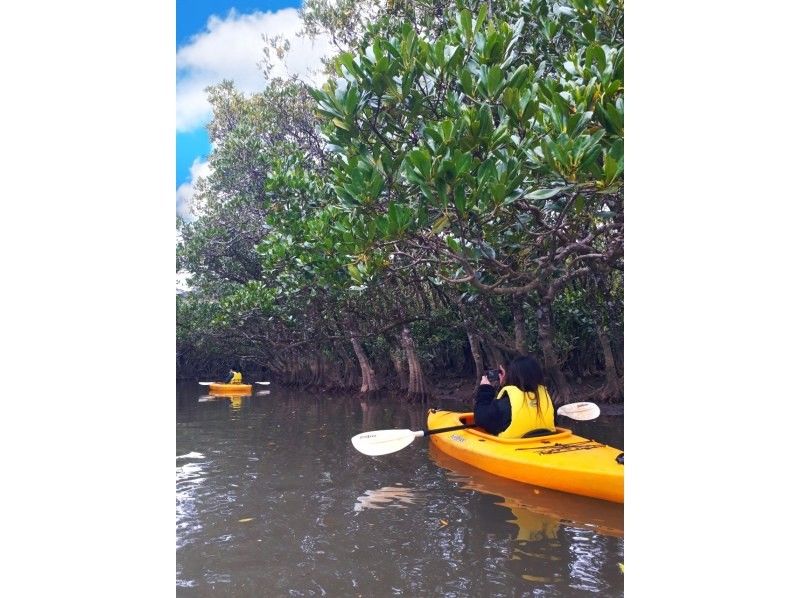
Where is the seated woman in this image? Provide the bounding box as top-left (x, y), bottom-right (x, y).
top-left (227, 368), bottom-right (243, 384)
top-left (473, 355), bottom-right (555, 438)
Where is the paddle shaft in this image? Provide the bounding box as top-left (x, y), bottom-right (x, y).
top-left (424, 423), bottom-right (477, 436)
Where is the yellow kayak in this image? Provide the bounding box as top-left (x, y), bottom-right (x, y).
top-left (209, 383), bottom-right (252, 394)
top-left (427, 409), bottom-right (624, 503)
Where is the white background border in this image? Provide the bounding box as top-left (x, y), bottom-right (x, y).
top-left (2, 0), bottom-right (799, 594)
top-left (2, 0), bottom-right (175, 592)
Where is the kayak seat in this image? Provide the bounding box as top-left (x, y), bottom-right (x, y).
top-left (522, 428), bottom-right (557, 438)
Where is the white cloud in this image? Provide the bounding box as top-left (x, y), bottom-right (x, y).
top-left (176, 158), bottom-right (211, 221)
top-left (176, 8), bottom-right (334, 132)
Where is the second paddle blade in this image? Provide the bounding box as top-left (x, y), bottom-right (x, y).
top-left (557, 402), bottom-right (601, 421)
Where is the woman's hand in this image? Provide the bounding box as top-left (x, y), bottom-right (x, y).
top-left (480, 375), bottom-right (491, 385)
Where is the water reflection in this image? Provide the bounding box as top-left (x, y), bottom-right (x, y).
top-left (209, 388), bottom-right (252, 398)
top-left (358, 395), bottom-right (428, 433)
top-left (176, 453), bottom-right (207, 551)
top-left (197, 394), bottom-right (248, 410)
top-left (354, 484), bottom-right (420, 512)
top-left (176, 452), bottom-right (206, 460)
top-left (359, 398), bottom-right (382, 431)
top-left (429, 444), bottom-right (624, 592)
top-left (430, 444), bottom-right (623, 537)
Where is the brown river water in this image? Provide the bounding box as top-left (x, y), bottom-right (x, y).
top-left (176, 382), bottom-right (624, 596)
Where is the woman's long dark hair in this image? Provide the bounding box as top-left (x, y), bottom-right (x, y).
top-left (504, 355), bottom-right (545, 413)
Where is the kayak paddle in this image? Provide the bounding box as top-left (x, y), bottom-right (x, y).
top-left (352, 424), bottom-right (476, 456)
top-left (255, 381), bottom-right (271, 385)
top-left (352, 402), bottom-right (602, 456)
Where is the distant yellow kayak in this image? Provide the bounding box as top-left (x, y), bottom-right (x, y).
top-left (427, 409), bottom-right (624, 503)
top-left (209, 383), bottom-right (252, 394)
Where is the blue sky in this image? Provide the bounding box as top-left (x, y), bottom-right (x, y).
top-left (176, 0), bottom-right (327, 220)
top-left (177, 0), bottom-right (300, 48)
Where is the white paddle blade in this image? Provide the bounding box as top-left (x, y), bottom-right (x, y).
top-left (255, 381), bottom-right (271, 385)
top-left (351, 429), bottom-right (420, 456)
top-left (557, 402), bottom-right (601, 421)
top-left (198, 382), bottom-right (214, 386)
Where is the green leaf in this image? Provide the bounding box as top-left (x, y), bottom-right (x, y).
top-left (445, 45), bottom-right (464, 71)
top-left (332, 118), bottom-right (351, 131)
top-left (347, 264), bottom-right (361, 282)
top-left (525, 187), bottom-right (567, 200)
top-left (460, 67), bottom-right (475, 95)
top-left (586, 44), bottom-right (606, 72)
top-left (453, 185), bottom-right (466, 215)
top-left (502, 87), bottom-right (519, 113)
top-left (459, 9), bottom-right (472, 39)
top-left (431, 214), bottom-right (450, 234)
top-left (582, 21), bottom-right (596, 41)
top-left (597, 99), bottom-right (624, 136)
top-left (475, 4), bottom-right (488, 32)
top-left (506, 64), bottom-right (529, 89)
top-left (609, 139), bottom-right (624, 161)
top-left (344, 87), bottom-right (358, 114)
top-left (487, 65), bottom-right (504, 97)
top-left (388, 202), bottom-right (399, 226)
top-left (441, 119), bottom-right (454, 143)
top-left (567, 111), bottom-right (593, 136)
top-left (406, 148), bottom-right (432, 179)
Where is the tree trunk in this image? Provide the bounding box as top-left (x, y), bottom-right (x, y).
top-left (319, 355), bottom-right (332, 388)
top-left (391, 349), bottom-right (408, 391)
top-left (350, 330), bottom-right (380, 393)
top-left (512, 299), bottom-right (527, 355)
top-left (612, 329), bottom-right (623, 377)
top-left (309, 352), bottom-right (320, 386)
top-left (486, 340), bottom-right (505, 372)
top-left (465, 324), bottom-right (484, 387)
top-left (535, 304), bottom-right (572, 404)
top-left (400, 326), bottom-right (430, 401)
top-left (336, 348), bottom-right (359, 389)
top-left (597, 323), bottom-right (623, 402)
top-left (321, 354), bottom-right (336, 388)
